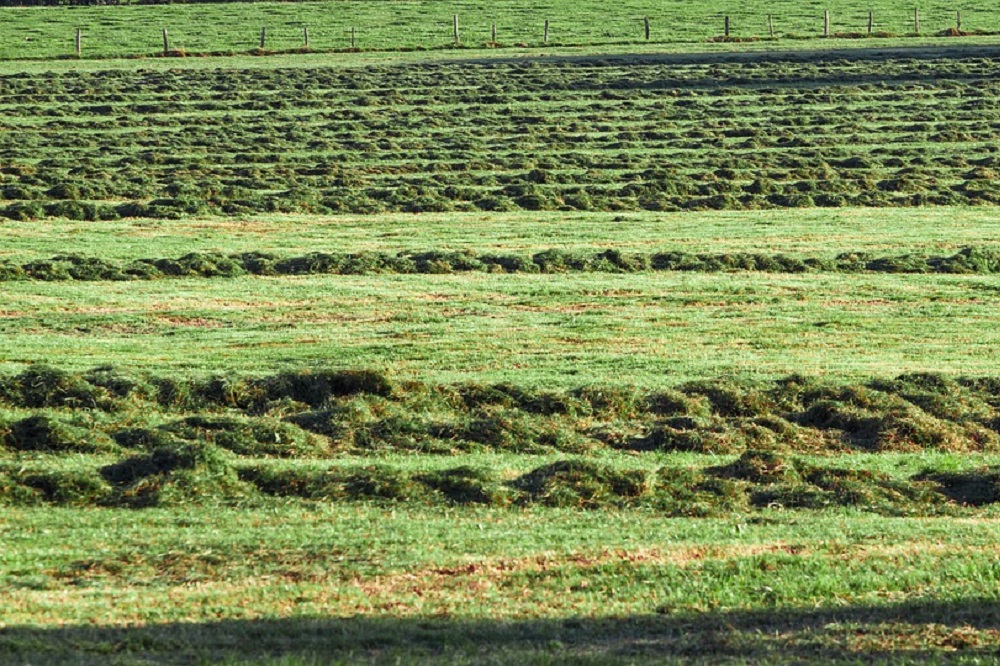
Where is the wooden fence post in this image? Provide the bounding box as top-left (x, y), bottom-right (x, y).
top-left (453, 15), bottom-right (460, 44)
top-left (303, 26), bottom-right (309, 47)
top-left (824, 9), bottom-right (830, 36)
top-left (868, 10), bottom-right (873, 35)
top-left (491, 22), bottom-right (497, 43)
top-left (260, 26), bottom-right (266, 49)
top-left (956, 11), bottom-right (962, 31)
top-left (768, 14), bottom-right (774, 37)
top-left (75, 28), bottom-right (81, 56)
top-left (644, 17), bottom-right (650, 40)
top-left (544, 19), bottom-right (549, 43)
top-left (913, 7), bottom-right (919, 33)
top-left (724, 15), bottom-right (730, 37)
top-left (351, 27), bottom-right (356, 48)
top-left (162, 28), bottom-right (169, 54)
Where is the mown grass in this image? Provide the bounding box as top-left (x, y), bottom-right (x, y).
top-left (4, 505), bottom-right (1000, 663)
top-left (7, 39), bottom-right (1000, 663)
top-left (4, 365), bottom-right (1000, 515)
top-left (5, 54), bottom-right (1000, 220)
top-left (5, 209), bottom-right (1000, 263)
top-left (3, 269), bottom-right (1000, 384)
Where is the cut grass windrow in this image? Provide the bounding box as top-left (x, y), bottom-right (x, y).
top-left (6, 55), bottom-right (1000, 219)
top-left (6, 246), bottom-right (1000, 280)
top-left (2, 448), bottom-right (990, 514)
top-left (4, 366), bottom-right (1000, 512)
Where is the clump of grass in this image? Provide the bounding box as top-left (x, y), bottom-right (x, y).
top-left (796, 399), bottom-right (972, 452)
top-left (15, 469), bottom-right (111, 506)
top-left (682, 380), bottom-right (775, 418)
top-left (0, 468), bottom-right (45, 505)
top-left (630, 416), bottom-right (742, 453)
top-left (0, 365), bottom-right (107, 410)
top-left (258, 369), bottom-right (396, 406)
top-left (753, 460), bottom-right (945, 513)
top-left (111, 427), bottom-right (182, 450)
top-left (100, 441), bottom-right (253, 508)
top-left (82, 366), bottom-right (147, 401)
top-left (342, 465), bottom-right (435, 502)
top-left (572, 385), bottom-right (644, 419)
top-left (512, 459), bottom-right (649, 508)
top-left (651, 466), bottom-right (746, 516)
top-left (415, 466), bottom-right (510, 505)
top-left (706, 450), bottom-right (799, 484)
top-left (459, 410), bottom-right (592, 453)
top-left (350, 414), bottom-right (457, 454)
top-left (161, 416), bottom-right (328, 458)
top-left (237, 465), bottom-right (344, 500)
top-left (914, 467), bottom-right (1000, 506)
top-left (4, 415), bottom-right (115, 453)
top-left (645, 389), bottom-right (710, 417)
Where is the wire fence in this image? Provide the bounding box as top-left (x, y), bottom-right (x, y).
top-left (0, 1), bottom-right (992, 60)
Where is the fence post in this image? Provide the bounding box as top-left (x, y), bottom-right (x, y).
top-left (956, 11), bottom-right (961, 31)
top-left (303, 26), bottom-right (309, 47)
top-left (724, 15), bottom-right (730, 37)
top-left (491, 22), bottom-right (497, 43)
top-left (914, 7), bottom-right (919, 33)
top-left (75, 28), bottom-right (81, 56)
top-left (768, 14), bottom-right (774, 37)
top-left (162, 28), bottom-right (169, 54)
top-left (453, 15), bottom-right (460, 44)
top-left (351, 27), bottom-right (356, 48)
top-left (544, 19), bottom-right (549, 43)
top-left (644, 17), bottom-right (650, 40)
top-left (260, 26), bottom-right (266, 49)
top-left (868, 10), bottom-right (873, 35)
top-left (824, 9), bottom-right (830, 36)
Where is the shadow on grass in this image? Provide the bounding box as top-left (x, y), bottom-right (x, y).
top-left (3, 598), bottom-right (1000, 664)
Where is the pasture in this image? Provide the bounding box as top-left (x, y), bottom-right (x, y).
top-left (3, 21), bottom-right (1000, 666)
top-left (0, 0), bottom-right (996, 60)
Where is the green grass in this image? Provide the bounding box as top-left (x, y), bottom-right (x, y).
top-left (4, 53), bottom-right (1000, 220)
top-left (3, 209), bottom-right (1000, 385)
top-left (5, 208), bottom-right (1000, 262)
top-left (4, 505), bottom-right (1000, 663)
top-left (0, 0), bottom-right (995, 61)
top-left (7, 38), bottom-right (1000, 664)
top-left (4, 266), bottom-right (1000, 384)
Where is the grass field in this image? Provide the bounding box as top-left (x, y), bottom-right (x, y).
top-left (4, 30), bottom-right (1000, 665)
top-left (5, 51), bottom-right (1000, 223)
top-left (0, 0), bottom-right (998, 61)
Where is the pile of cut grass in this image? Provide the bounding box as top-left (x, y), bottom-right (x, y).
top-left (5, 246), bottom-right (1000, 281)
top-left (2, 366), bottom-right (1000, 513)
top-left (2, 366), bottom-right (999, 456)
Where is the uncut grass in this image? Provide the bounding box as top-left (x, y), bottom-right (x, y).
top-left (3, 271), bottom-right (1000, 383)
top-left (0, 0), bottom-right (993, 61)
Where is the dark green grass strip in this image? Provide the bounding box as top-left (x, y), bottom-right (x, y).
top-left (4, 365), bottom-right (1000, 511)
top-left (0, 446), bottom-right (992, 514)
top-left (4, 365), bottom-right (1000, 457)
top-left (6, 246), bottom-right (1000, 280)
